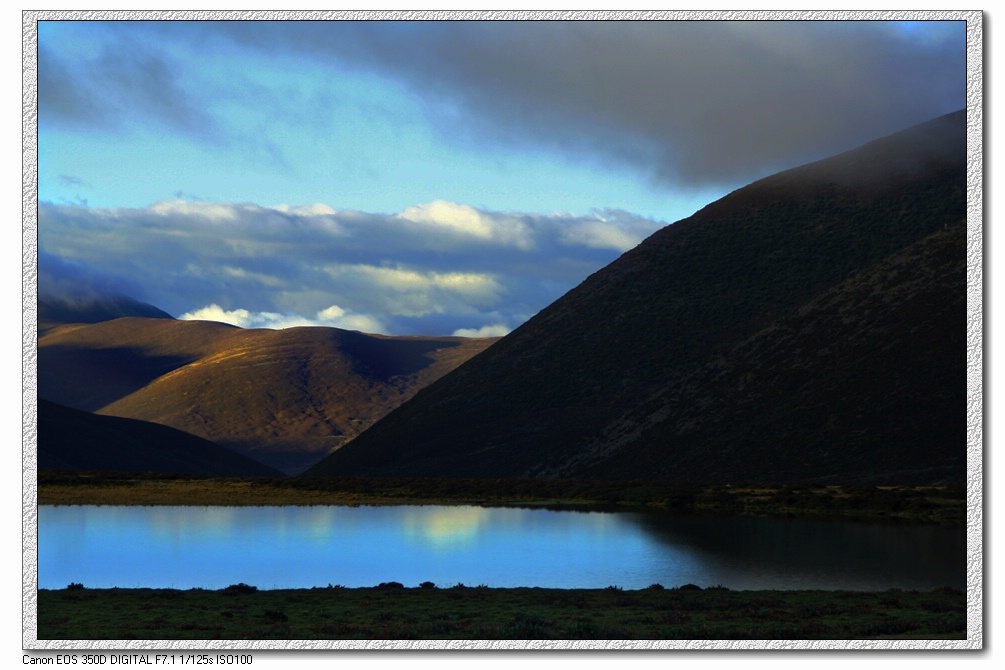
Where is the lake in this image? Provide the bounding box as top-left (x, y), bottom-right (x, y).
top-left (37, 505), bottom-right (965, 591)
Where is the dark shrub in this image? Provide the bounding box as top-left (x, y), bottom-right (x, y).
top-left (419, 581), bottom-right (436, 589)
top-left (223, 583), bottom-right (258, 594)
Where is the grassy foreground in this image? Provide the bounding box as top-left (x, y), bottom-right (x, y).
top-left (36, 471), bottom-right (965, 524)
top-left (37, 583), bottom-right (966, 641)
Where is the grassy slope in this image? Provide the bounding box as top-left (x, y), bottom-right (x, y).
top-left (38, 318), bottom-right (496, 474)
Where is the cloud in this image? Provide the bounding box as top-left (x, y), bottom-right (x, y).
top-left (58, 175), bottom-right (89, 188)
top-left (202, 20), bottom-right (966, 187)
top-left (178, 304), bottom-right (256, 327)
top-left (38, 250), bottom-right (151, 306)
top-left (179, 303), bottom-right (386, 333)
top-left (323, 264), bottom-right (505, 318)
top-left (558, 209), bottom-right (659, 252)
top-left (38, 39), bottom-right (217, 140)
top-left (39, 22), bottom-right (965, 192)
top-left (39, 199), bottom-right (664, 335)
top-left (452, 324), bottom-right (511, 338)
top-left (37, 28), bottom-right (287, 166)
top-left (150, 200), bottom-right (243, 222)
top-left (398, 201), bottom-right (534, 249)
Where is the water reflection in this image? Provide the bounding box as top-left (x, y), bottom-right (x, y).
top-left (627, 513), bottom-right (966, 591)
top-left (37, 505), bottom-right (964, 591)
top-left (401, 506), bottom-right (491, 548)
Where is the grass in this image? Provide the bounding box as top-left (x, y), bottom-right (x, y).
top-left (36, 471), bottom-right (965, 525)
top-left (35, 583), bottom-right (967, 641)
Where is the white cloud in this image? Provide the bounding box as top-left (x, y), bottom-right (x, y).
top-left (314, 305), bottom-right (386, 333)
top-left (179, 304), bottom-right (253, 327)
top-left (399, 200), bottom-right (534, 249)
top-left (452, 324), bottom-right (511, 338)
top-left (399, 201), bottom-right (492, 237)
top-left (150, 200), bottom-right (241, 222)
top-left (40, 199), bottom-right (667, 336)
top-left (316, 305), bottom-right (346, 320)
top-left (273, 203), bottom-right (338, 216)
top-left (179, 302), bottom-right (386, 333)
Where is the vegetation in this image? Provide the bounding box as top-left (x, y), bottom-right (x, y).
top-left (36, 470), bottom-right (965, 524)
top-left (36, 583), bottom-right (966, 640)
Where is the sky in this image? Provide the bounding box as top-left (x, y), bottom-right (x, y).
top-left (34, 18), bottom-right (969, 337)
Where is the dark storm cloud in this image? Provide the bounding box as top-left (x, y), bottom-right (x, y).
top-left (41, 20), bottom-right (966, 190)
top-left (38, 38), bottom-right (217, 140)
top-left (208, 20), bottom-right (967, 187)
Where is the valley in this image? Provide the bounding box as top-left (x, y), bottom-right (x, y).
top-left (36, 111), bottom-right (968, 485)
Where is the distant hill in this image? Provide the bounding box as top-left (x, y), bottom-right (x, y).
top-left (38, 317), bottom-right (497, 474)
top-left (37, 398), bottom-right (283, 477)
top-left (306, 110), bottom-right (967, 484)
top-left (38, 294), bottom-right (173, 334)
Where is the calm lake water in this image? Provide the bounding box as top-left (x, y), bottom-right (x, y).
top-left (37, 505), bottom-right (965, 591)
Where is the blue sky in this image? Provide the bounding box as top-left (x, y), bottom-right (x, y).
top-left (35, 18), bottom-right (968, 337)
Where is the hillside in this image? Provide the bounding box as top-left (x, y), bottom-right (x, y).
top-left (38, 294), bottom-right (173, 335)
top-left (306, 110), bottom-right (967, 483)
top-left (37, 399), bottom-right (283, 477)
top-left (561, 224), bottom-right (966, 484)
top-left (38, 318), bottom-right (496, 474)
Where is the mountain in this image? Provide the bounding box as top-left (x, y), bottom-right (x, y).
top-left (560, 224), bottom-right (966, 485)
top-left (306, 110), bottom-right (967, 484)
top-left (37, 398), bottom-right (283, 477)
top-left (38, 294), bottom-right (173, 334)
top-left (38, 317), bottom-right (497, 474)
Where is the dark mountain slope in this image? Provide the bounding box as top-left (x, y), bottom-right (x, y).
top-left (38, 317), bottom-right (496, 474)
top-left (37, 399), bottom-right (283, 477)
top-left (563, 224), bottom-right (966, 485)
top-left (307, 110), bottom-right (966, 481)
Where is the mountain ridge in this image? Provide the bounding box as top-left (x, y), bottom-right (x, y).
top-left (306, 110), bottom-right (967, 483)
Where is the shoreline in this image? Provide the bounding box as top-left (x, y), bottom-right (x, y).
top-left (36, 471), bottom-right (967, 524)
